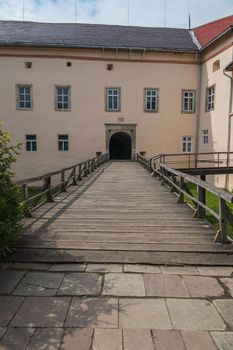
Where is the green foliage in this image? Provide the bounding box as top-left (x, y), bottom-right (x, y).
top-left (0, 124), bottom-right (24, 257)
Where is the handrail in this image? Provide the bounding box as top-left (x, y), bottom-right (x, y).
top-left (17, 153), bottom-right (109, 213)
top-left (137, 153), bottom-right (233, 244)
top-left (150, 151), bottom-right (233, 170)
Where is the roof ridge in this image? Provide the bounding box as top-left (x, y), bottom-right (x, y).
top-left (0, 19), bottom-right (190, 31)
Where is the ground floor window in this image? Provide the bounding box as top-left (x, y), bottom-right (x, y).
top-left (26, 134), bottom-right (37, 151)
top-left (58, 134), bottom-right (69, 151)
top-left (182, 136), bottom-right (192, 153)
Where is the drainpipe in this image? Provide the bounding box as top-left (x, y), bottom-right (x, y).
top-left (195, 55), bottom-right (202, 166)
top-left (223, 63), bottom-right (233, 189)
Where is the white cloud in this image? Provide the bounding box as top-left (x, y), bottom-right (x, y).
top-left (0, 0), bottom-right (232, 28)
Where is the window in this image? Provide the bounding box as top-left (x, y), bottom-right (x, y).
top-left (26, 135), bottom-right (37, 151)
top-left (25, 62), bottom-right (32, 69)
top-left (58, 135), bottom-right (69, 151)
top-left (144, 88), bottom-right (159, 112)
top-left (182, 90), bottom-right (196, 113)
top-left (107, 64), bottom-right (114, 71)
top-left (203, 130), bottom-right (209, 144)
top-left (106, 88), bottom-right (120, 111)
top-left (206, 85), bottom-right (215, 111)
top-left (16, 85), bottom-right (32, 109)
top-left (213, 60), bottom-right (220, 72)
top-left (66, 62), bottom-right (72, 67)
top-left (182, 136), bottom-right (192, 153)
top-left (55, 86), bottom-right (71, 110)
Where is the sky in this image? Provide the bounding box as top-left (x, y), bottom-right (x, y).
top-left (0, 0), bottom-right (232, 29)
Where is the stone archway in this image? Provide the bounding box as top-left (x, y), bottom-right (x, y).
top-left (109, 132), bottom-right (132, 160)
top-left (105, 123), bottom-right (137, 160)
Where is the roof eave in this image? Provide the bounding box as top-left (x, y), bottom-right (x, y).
top-left (0, 41), bottom-right (198, 54)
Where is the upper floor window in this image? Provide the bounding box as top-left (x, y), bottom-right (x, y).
top-left (144, 88), bottom-right (159, 112)
top-left (55, 86), bottom-right (71, 111)
top-left (106, 87), bottom-right (120, 111)
top-left (203, 130), bottom-right (209, 144)
top-left (16, 85), bottom-right (32, 110)
top-left (182, 136), bottom-right (192, 153)
top-left (26, 134), bottom-right (37, 151)
top-left (182, 90), bottom-right (196, 113)
top-left (206, 85), bottom-right (215, 111)
top-left (58, 134), bottom-right (69, 151)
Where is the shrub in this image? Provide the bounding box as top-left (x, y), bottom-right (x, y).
top-left (0, 125), bottom-right (23, 257)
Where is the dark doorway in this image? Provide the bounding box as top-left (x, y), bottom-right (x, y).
top-left (109, 132), bottom-right (132, 160)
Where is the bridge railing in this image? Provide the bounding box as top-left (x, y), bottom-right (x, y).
top-left (17, 153), bottom-right (109, 213)
top-left (150, 151), bottom-right (233, 170)
top-left (137, 153), bottom-right (233, 244)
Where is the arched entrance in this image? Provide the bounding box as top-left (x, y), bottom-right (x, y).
top-left (109, 132), bottom-right (132, 160)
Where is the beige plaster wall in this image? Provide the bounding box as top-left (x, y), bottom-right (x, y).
top-left (0, 47), bottom-right (198, 180)
top-left (197, 36), bottom-right (233, 188)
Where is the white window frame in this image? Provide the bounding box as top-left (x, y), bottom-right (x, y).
top-left (55, 86), bottom-right (71, 111)
top-left (144, 88), bottom-right (159, 113)
top-left (182, 136), bottom-right (192, 153)
top-left (16, 85), bottom-right (33, 110)
top-left (182, 90), bottom-right (196, 113)
top-left (206, 85), bottom-right (215, 111)
top-left (58, 134), bottom-right (69, 151)
top-left (26, 134), bottom-right (37, 151)
top-left (106, 87), bottom-right (120, 112)
top-left (203, 130), bottom-right (209, 144)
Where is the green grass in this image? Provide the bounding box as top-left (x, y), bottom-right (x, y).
top-left (184, 182), bottom-right (233, 240)
top-left (19, 186), bottom-right (60, 211)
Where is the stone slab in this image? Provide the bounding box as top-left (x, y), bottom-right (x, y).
top-left (86, 264), bottom-right (122, 273)
top-left (0, 328), bottom-right (6, 341)
top-left (124, 329), bottom-right (154, 350)
top-left (27, 328), bottom-right (64, 350)
top-left (49, 264), bottom-right (86, 272)
top-left (144, 274), bottom-right (189, 297)
top-left (13, 272), bottom-right (64, 296)
top-left (124, 264), bottom-right (161, 274)
top-left (161, 266), bottom-right (199, 275)
top-left (166, 299), bottom-right (226, 331)
top-left (183, 276), bottom-right (224, 298)
top-left (12, 263), bottom-right (51, 271)
top-left (220, 278), bottom-right (233, 297)
top-left (0, 328), bottom-right (34, 350)
top-left (119, 298), bottom-right (172, 329)
top-left (0, 271), bottom-right (25, 294)
top-left (197, 267), bottom-right (233, 276)
top-left (152, 330), bottom-right (185, 350)
top-left (61, 329), bottom-right (93, 350)
top-left (213, 300), bottom-right (233, 329)
top-left (182, 331), bottom-right (218, 350)
top-left (93, 329), bottom-right (122, 350)
top-left (58, 273), bottom-right (102, 296)
top-left (65, 297), bottom-right (118, 328)
top-left (103, 273), bottom-right (145, 296)
top-left (0, 296), bottom-right (23, 326)
top-left (211, 332), bottom-right (233, 350)
top-left (11, 297), bottom-right (70, 327)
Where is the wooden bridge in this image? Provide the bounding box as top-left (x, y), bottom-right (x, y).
top-left (6, 154), bottom-right (233, 266)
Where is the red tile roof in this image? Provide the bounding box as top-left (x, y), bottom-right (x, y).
top-left (193, 15), bottom-right (233, 48)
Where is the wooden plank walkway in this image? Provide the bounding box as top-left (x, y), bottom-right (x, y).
top-left (8, 161), bottom-right (233, 265)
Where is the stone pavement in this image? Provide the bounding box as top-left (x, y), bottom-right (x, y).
top-left (0, 262), bottom-right (233, 349)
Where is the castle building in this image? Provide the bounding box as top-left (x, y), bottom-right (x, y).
top-left (0, 16), bottom-right (233, 186)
